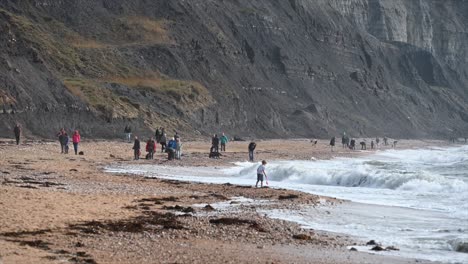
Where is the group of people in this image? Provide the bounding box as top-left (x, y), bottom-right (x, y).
top-left (209, 133), bottom-right (229, 158)
top-left (330, 133), bottom-right (397, 151)
top-left (56, 128), bottom-right (81, 155)
top-left (131, 127), bottom-right (182, 161)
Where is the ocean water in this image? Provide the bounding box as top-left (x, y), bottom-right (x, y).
top-left (106, 145), bottom-right (468, 263)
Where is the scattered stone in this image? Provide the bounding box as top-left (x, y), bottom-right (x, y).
top-left (204, 204), bottom-right (215, 211)
top-left (371, 245), bottom-right (385, 251)
top-left (349, 247), bottom-right (358, 251)
top-left (366, 240), bottom-right (377, 245)
top-left (70, 169), bottom-right (78, 172)
top-left (292, 234), bottom-right (311, 240)
top-left (78, 151), bottom-right (84, 155)
top-left (110, 154), bottom-right (115, 158)
top-left (75, 242), bottom-right (85, 247)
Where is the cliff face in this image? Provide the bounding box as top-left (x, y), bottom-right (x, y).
top-left (0, 0), bottom-right (466, 139)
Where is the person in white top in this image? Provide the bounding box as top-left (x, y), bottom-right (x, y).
top-left (256, 160), bottom-right (268, 188)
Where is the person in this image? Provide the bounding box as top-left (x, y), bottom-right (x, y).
top-left (174, 132), bottom-right (180, 141)
top-left (57, 129), bottom-right (67, 153)
top-left (330, 137), bottom-right (335, 152)
top-left (155, 128), bottom-right (161, 143)
top-left (72, 130), bottom-right (81, 155)
top-left (159, 133), bottom-right (167, 153)
top-left (248, 141), bottom-right (256, 162)
top-left (349, 139), bottom-right (356, 150)
top-left (383, 136), bottom-right (388, 146)
top-left (124, 125), bottom-right (132, 142)
top-left (13, 123), bottom-right (21, 145)
top-left (392, 141), bottom-right (398, 148)
top-left (256, 160), bottom-right (268, 188)
top-left (63, 132), bottom-right (70, 154)
top-left (175, 137), bottom-right (182, 160)
top-left (220, 133), bottom-right (228, 152)
top-left (10, 104), bottom-right (16, 114)
top-left (133, 136), bottom-right (141, 160)
top-left (146, 137), bottom-right (156, 159)
top-left (212, 134), bottom-right (220, 153)
top-left (376, 137), bottom-right (380, 148)
top-left (341, 135), bottom-right (347, 149)
top-left (360, 141), bottom-right (366, 150)
top-left (167, 137), bottom-right (177, 160)
top-left (371, 140), bottom-right (374, 150)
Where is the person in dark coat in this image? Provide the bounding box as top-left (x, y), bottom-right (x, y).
top-left (248, 142), bottom-right (257, 162)
top-left (57, 129), bottom-right (66, 153)
top-left (159, 133), bottom-right (167, 153)
top-left (133, 136), bottom-right (141, 160)
top-left (146, 137), bottom-right (156, 159)
top-left (155, 128), bottom-right (161, 143)
top-left (13, 123), bottom-right (21, 145)
top-left (330, 137), bottom-right (336, 152)
top-left (212, 134), bottom-right (220, 153)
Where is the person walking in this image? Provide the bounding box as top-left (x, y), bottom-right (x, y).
top-left (155, 128), bottom-right (161, 143)
top-left (159, 133), bottom-right (167, 153)
top-left (13, 123), bottom-right (21, 145)
top-left (175, 137), bottom-right (182, 160)
top-left (220, 133), bottom-right (228, 152)
top-left (212, 134), bottom-right (220, 153)
top-left (256, 160), bottom-right (268, 188)
top-left (72, 130), bottom-right (81, 155)
top-left (57, 129), bottom-right (66, 153)
top-left (330, 137), bottom-right (336, 152)
top-left (133, 136), bottom-right (141, 160)
top-left (124, 125), bottom-right (132, 142)
top-left (248, 141), bottom-right (257, 162)
top-left (63, 132), bottom-right (70, 154)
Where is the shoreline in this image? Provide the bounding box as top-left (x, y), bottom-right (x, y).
top-left (0, 138), bottom-right (450, 263)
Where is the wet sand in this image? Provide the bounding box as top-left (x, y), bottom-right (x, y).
top-left (0, 138), bottom-right (442, 263)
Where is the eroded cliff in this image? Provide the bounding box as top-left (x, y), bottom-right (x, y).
top-left (0, 0), bottom-right (466, 139)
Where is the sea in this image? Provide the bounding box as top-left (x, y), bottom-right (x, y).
top-left (106, 145), bottom-right (468, 264)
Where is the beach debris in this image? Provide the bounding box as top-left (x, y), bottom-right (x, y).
top-left (386, 246), bottom-right (400, 251)
top-left (163, 205), bottom-right (195, 213)
top-left (209, 218), bottom-right (256, 225)
top-left (293, 234), bottom-right (312, 240)
top-left (371, 245), bottom-right (385, 251)
top-left (278, 194), bottom-right (300, 200)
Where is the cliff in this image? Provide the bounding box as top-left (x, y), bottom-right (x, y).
top-left (0, 0), bottom-right (467, 139)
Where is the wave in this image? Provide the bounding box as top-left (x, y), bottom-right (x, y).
top-left (229, 153), bottom-right (468, 193)
top-left (448, 238), bottom-right (468, 253)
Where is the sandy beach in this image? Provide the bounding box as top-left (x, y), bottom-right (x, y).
top-left (0, 137), bottom-right (443, 263)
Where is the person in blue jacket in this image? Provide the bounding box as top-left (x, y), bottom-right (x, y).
top-left (167, 137), bottom-right (177, 160)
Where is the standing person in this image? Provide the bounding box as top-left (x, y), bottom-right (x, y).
top-left (212, 134), bottom-right (220, 153)
top-left (124, 125), bottom-right (132, 142)
top-left (133, 136), bottom-right (141, 160)
top-left (371, 140), bottom-right (374, 150)
top-left (256, 160), bottom-right (268, 188)
top-left (13, 123), bottom-right (21, 145)
top-left (72, 130), bottom-right (81, 155)
top-left (174, 132), bottom-right (180, 141)
top-left (159, 133), bottom-right (167, 153)
top-left (57, 129), bottom-right (66, 153)
top-left (175, 137), bottom-right (182, 160)
top-left (330, 137), bottom-right (336, 152)
top-left (248, 141), bottom-right (257, 162)
top-left (63, 132), bottom-right (70, 154)
top-left (167, 137), bottom-right (177, 160)
top-left (220, 133), bottom-right (228, 152)
top-left (146, 137), bottom-right (156, 159)
top-left (383, 136), bottom-right (388, 146)
top-left (350, 139), bottom-right (356, 150)
top-left (341, 135), bottom-right (346, 149)
top-left (155, 128), bottom-right (161, 143)
top-left (376, 137), bottom-right (380, 148)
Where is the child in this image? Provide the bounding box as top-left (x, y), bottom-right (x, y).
top-left (256, 160), bottom-right (268, 188)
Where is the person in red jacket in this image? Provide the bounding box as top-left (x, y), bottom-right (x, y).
top-left (146, 137), bottom-right (157, 159)
top-left (72, 130), bottom-right (81, 155)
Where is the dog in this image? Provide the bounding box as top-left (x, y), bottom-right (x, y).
top-left (209, 147), bottom-right (221, 159)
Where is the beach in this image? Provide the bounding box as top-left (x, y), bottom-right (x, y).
top-left (0, 138), bottom-right (457, 263)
